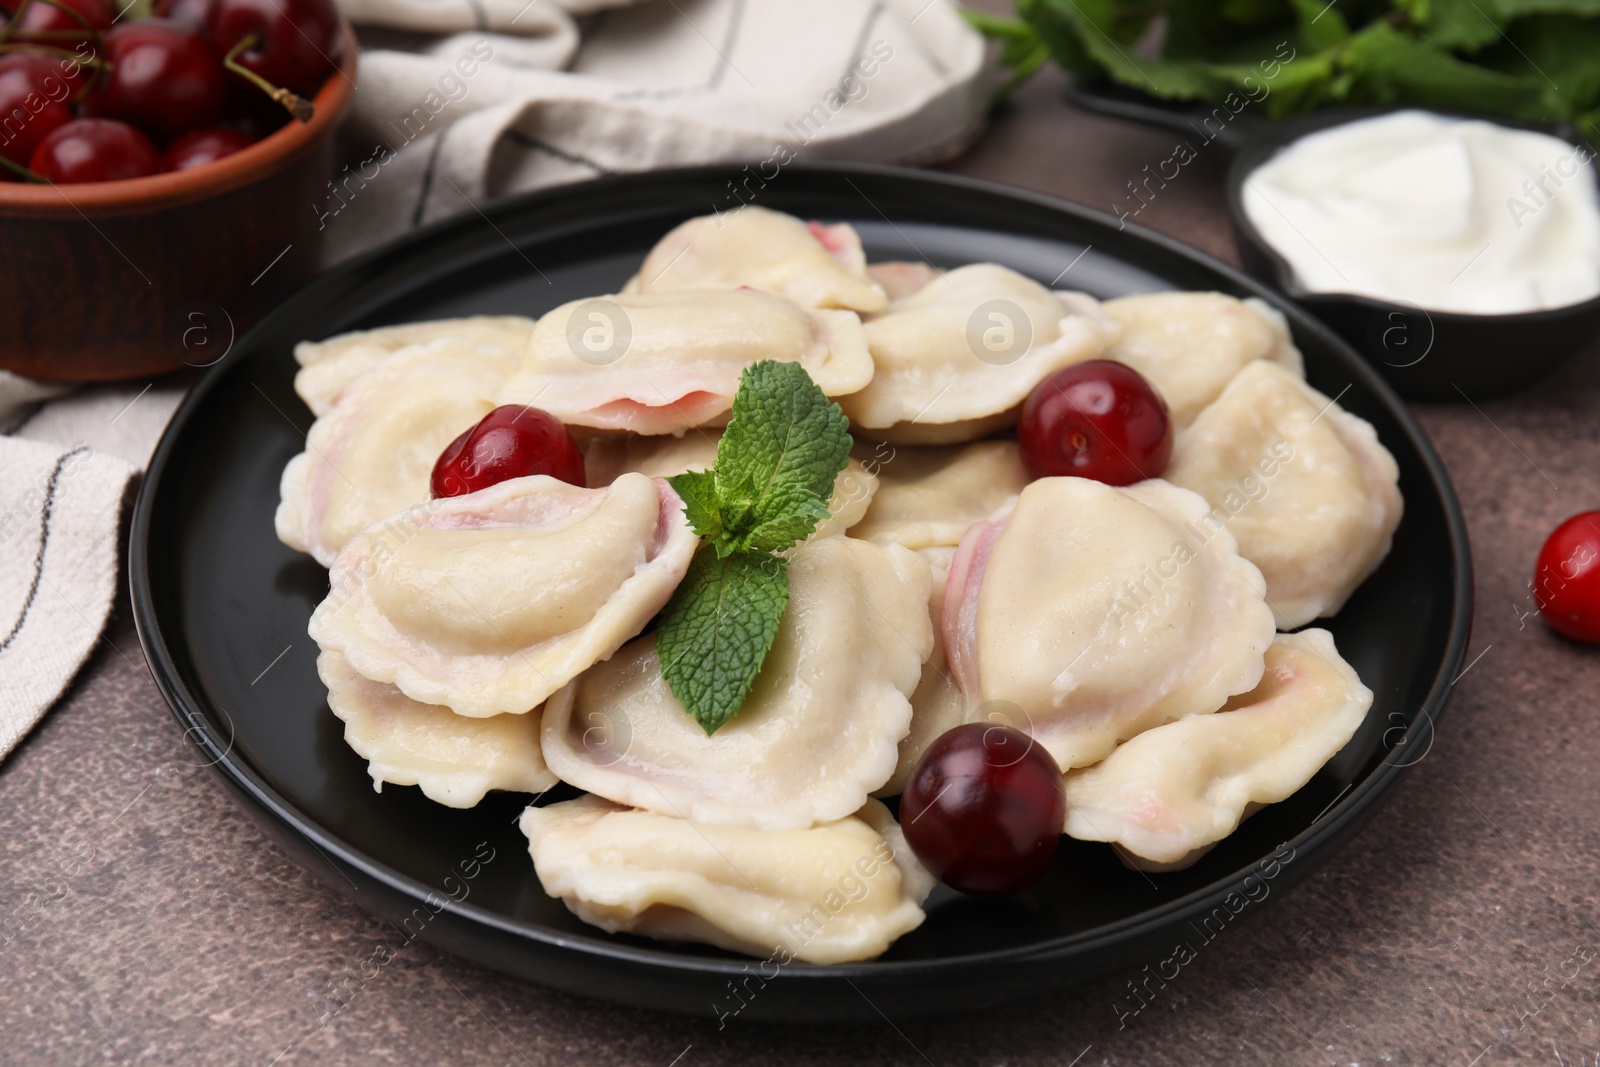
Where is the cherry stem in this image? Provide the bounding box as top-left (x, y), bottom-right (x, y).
top-left (0, 0), bottom-right (31, 45)
top-left (0, 154), bottom-right (49, 183)
top-left (222, 33), bottom-right (314, 123)
top-left (0, 41), bottom-right (104, 65)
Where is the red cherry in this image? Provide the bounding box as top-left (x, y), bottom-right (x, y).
top-left (97, 20), bottom-right (226, 142)
top-left (11, 0), bottom-right (111, 38)
top-left (1018, 359), bottom-right (1172, 485)
top-left (1535, 511), bottom-right (1600, 643)
top-left (899, 723), bottom-right (1065, 897)
top-left (162, 125), bottom-right (253, 169)
top-left (153, 0), bottom-right (213, 26)
top-left (0, 54), bottom-right (75, 168)
top-left (430, 406), bottom-right (586, 498)
top-left (29, 117), bottom-right (161, 182)
top-left (207, 0), bottom-right (342, 99)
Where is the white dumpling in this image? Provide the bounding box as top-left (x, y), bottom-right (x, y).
top-left (624, 205), bottom-right (886, 313)
top-left (1063, 629), bottom-right (1372, 870)
top-left (850, 441), bottom-right (1030, 554)
top-left (878, 573), bottom-right (966, 797)
top-left (293, 316), bottom-right (533, 417)
top-left (1164, 360), bottom-right (1403, 629)
top-left (320, 651), bottom-right (555, 809)
top-left (540, 538), bottom-right (932, 830)
top-left (583, 431), bottom-right (878, 539)
top-left (839, 265), bottom-right (1119, 443)
top-left (496, 289), bottom-right (873, 436)
top-left (276, 339), bottom-right (518, 567)
top-left (309, 473), bottom-right (698, 717)
top-left (1101, 292), bottom-right (1304, 427)
top-left (867, 261), bottom-right (939, 302)
top-left (520, 796), bottom-right (933, 964)
top-left (945, 477), bottom-right (1275, 771)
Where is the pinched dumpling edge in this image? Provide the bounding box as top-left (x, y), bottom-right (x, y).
top-left (519, 795), bottom-right (933, 964)
top-left (539, 538), bottom-right (933, 830)
top-left (320, 650), bottom-right (557, 809)
top-left (292, 316), bottom-right (534, 418)
top-left (309, 473), bottom-right (698, 717)
top-left (1062, 628), bottom-right (1372, 869)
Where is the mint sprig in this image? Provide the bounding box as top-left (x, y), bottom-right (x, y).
top-left (655, 361), bottom-right (851, 735)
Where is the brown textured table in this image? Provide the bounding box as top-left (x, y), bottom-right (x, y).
top-left (5, 62), bottom-right (1600, 1067)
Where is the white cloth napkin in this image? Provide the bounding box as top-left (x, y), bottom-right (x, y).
top-left (0, 0), bottom-right (987, 762)
top-left (0, 375), bottom-right (187, 759)
top-left (323, 0), bottom-right (988, 261)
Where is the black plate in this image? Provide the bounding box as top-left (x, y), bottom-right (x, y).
top-left (130, 164), bottom-right (1472, 1021)
top-left (1067, 79), bottom-right (1600, 401)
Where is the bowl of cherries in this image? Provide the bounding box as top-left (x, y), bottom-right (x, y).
top-left (0, 0), bottom-right (355, 381)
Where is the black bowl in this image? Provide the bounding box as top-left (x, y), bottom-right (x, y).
top-left (1069, 79), bottom-right (1600, 400)
top-left (129, 163), bottom-right (1472, 1021)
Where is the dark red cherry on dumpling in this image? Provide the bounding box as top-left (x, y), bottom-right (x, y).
top-left (430, 405), bottom-right (586, 498)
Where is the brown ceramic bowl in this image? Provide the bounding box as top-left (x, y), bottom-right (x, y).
top-left (0, 24), bottom-right (358, 382)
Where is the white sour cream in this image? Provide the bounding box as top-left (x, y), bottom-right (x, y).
top-left (1241, 110), bottom-right (1600, 315)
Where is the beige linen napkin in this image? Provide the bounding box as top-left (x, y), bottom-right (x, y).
top-left (323, 0), bottom-right (987, 261)
top-left (0, 376), bottom-right (187, 758)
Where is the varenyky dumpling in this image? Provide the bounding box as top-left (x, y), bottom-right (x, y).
top-left (623, 205), bottom-right (887, 313)
top-left (1164, 361), bottom-right (1403, 629)
top-left (1101, 292), bottom-right (1304, 427)
top-left (945, 477), bottom-right (1275, 771)
top-left (496, 289), bottom-right (873, 436)
top-left (520, 796), bottom-right (933, 964)
top-left (309, 473), bottom-right (698, 717)
top-left (293, 316), bottom-right (533, 417)
top-left (867, 261), bottom-right (940, 302)
top-left (320, 650), bottom-right (555, 809)
top-left (850, 441), bottom-right (1030, 559)
top-left (839, 265), bottom-right (1119, 444)
top-left (1062, 629), bottom-right (1372, 870)
top-left (583, 431), bottom-right (878, 539)
top-left (878, 574), bottom-right (966, 797)
top-left (541, 538), bottom-right (932, 829)
top-left (277, 339), bottom-right (518, 567)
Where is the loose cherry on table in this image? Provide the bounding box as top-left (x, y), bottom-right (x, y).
top-left (161, 125), bottom-right (253, 169)
top-left (0, 53), bottom-right (75, 169)
top-left (1018, 359), bottom-right (1173, 485)
top-left (431, 405), bottom-right (588, 498)
top-left (28, 116), bottom-right (161, 182)
top-left (97, 19), bottom-right (226, 142)
top-left (899, 723), bottom-right (1066, 897)
top-left (1534, 511), bottom-right (1600, 643)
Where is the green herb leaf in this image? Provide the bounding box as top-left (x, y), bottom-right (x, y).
top-left (710, 360), bottom-right (851, 555)
top-left (668, 468), bottom-right (723, 543)
top-left (655, 549), bottom-right (789, 736)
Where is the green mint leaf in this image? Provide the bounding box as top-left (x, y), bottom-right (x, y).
top-left (656, 548), bottom-right (789, 736)
top-left (668, 468), bottom-right (723, 543)
top-left (711, 360), bottom-right (851, 554)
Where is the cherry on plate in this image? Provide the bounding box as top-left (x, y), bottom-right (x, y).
top-left (0, 54), bottom-right (75, 168)
top-left (899, 722), bottom-right (1065, 897)
top-left (29, 118), bottom-right (162, 183)
top-left (1018, 359), bottom-right (1172, 485)
top-left (431, 405), bottom-right (586, 498)
top-left (1535, 511), bottom-right (1600, 643)
top-left (162, 126), bottom-right (254, 170)
top-left (98, 20), bottom-right (227, 142)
